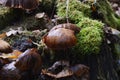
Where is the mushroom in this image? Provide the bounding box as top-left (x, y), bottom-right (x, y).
top-left (0, 39), bottom-right (13, 54)
top-left (42, 28), bottom-right (77, 50)
top-left (0, 0), bottom-right (39, 10)
top-left (15, 48), bottom-right (42, 74)
top-left (0, 57), bottom-right (11, 70)
top-left (42, 23), bottom-right (78, 61)
top-left (50, 23), bottom-right (80, 34)
top-left (0, 48), bottom-right (42, 80)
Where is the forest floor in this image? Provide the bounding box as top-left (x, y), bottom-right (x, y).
top-left (0, 0), bottom-right (120, 80)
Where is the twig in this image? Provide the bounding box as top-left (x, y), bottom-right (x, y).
top-left (66, 0), bottom-right (69, 23)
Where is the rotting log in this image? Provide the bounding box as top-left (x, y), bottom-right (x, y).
top-left (95, 0), bottom-right (120, 30)
top-left (85, 40), bottom-right (119, 80)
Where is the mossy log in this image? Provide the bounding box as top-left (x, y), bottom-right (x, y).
top-left (55, 0), bottom-right (120, 80)
top-left (86, 40), bottom-right (119, 80)
top-left (95, 0), bottom-right (120, 30)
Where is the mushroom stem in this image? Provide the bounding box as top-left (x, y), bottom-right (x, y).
top-left (53, 48), bottom-right (71, 61)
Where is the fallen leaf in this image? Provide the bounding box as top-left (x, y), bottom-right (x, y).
top-left (0, 32), bottom-right (7, 39)
top-left (0, 50), bottom-right (22, 59)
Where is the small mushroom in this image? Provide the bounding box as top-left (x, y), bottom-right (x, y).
top-left (15, 48), bottom-right (42, 74)
top-left (0, 0), bottom-right (39, 10)
top-left (0, 57), bottom-right (11, 69)
top-left (50, 23), bottom-right (80, 34)
top-left (42, 28), bottom-right (77, 50)
top-left (0, 48), bottom-right (42, 80)
top-left (0, 39), bottom-right (13, 53)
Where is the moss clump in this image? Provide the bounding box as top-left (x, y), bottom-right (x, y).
top-left (74, 18), bottom-right (104, 55)
top-left (75, 26), bottom-right (103, 55)
top-left (57, 0), bottom-right (91, 23)
top-left (77, 17), bottom-right (104, 30)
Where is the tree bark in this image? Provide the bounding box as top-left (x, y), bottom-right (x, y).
top-left (85, 40), bottom-right (119, 80)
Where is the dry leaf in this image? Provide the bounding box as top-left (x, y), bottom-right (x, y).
top-left (0, 32), bottom-right (7, 39)
top-left (42, 69), bottom-right (73, 78)
top-left (41, 61), bottom-right (89, 79)
top-left (35, 13), bottom-right (45, 19)
top-left (0, 50), bottom-right (22, 59)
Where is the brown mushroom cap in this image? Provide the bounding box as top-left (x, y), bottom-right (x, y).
top-left (0, 39), bottom-right (13, 53)
top-left (0, 0), bottom-right (39, 10)
top-left (50, 23), bottom-right (80, 34)
top-left (15, 48), bottom-right (42, 74)
top-left (42, 28), bottom-right (77, 50)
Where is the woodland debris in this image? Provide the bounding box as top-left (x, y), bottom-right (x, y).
top-left (41, 61), bottom-right (89, 79)
top-left (35, 12), bottom-right (45, 19)
top-left (0, 50), bottom-right (22, 60)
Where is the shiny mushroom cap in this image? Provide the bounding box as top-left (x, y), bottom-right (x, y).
top-left (50, 23), bottom-right (80, 34)
top-left (42, 28), bottom-right (77, 50)
top-left (15, 48), bottom-right (42, 74)
top-left (0, 39), bottom-right (13, 53)
top-left (0, 0), bottom-right (39, 10)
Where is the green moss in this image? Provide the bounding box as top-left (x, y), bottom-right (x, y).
top-left (96, 0), bottom-right (120, 30)
top-left (76, 17), bottom-right (104, 29)
top-left (57, 0), bottom-right (91, 23)
top-left (74, 18), bottom-right (104, 55)
top-left (75, 26), bottom-right (103, 55)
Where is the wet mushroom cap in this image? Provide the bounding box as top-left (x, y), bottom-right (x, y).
top-left (0, 0), bottom-right (39, 10)
top-left (42, 28), bottom-right (77, 50)
top-left (15, 48), bottom-right (42, 73)
top-left (0, 39), bottom-right (13, 53)
top-left (50, 23), bottom-right (80, 34)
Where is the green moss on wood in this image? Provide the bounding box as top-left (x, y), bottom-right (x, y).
top-left (76, 17), bottom-right (104, 29)
top-left (76, 27), bottom-right (103, 55)
top-left (96, 0), bottom-right (120, 30)
top-left (57, 0), bottom-right (91, 23)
